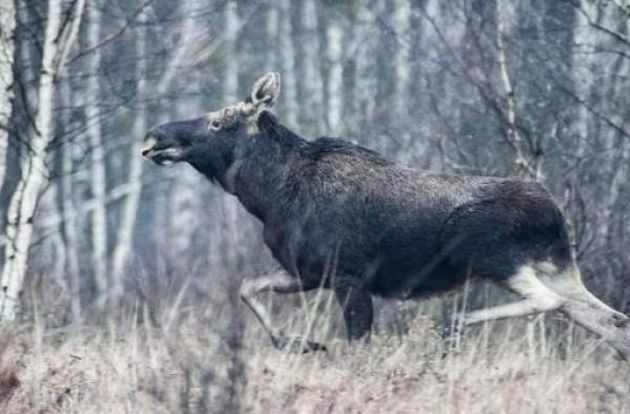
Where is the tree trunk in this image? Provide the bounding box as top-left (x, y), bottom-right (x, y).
top-left (353, 2), bottom-right (377, 136)
top-left (278, 0), bottom-right (298, 129)
top-left (170, 0), bottom-right (204, 268)
top-left (326, 18), bottom-right (343, 134)
top-left (0, 0), bottom-right (16, 187)
top-left (392, 0), bottom-right (413, 163)
top-left (392, 0), bottom-right (410, 122)
top-left (223, 1), bottom-right (239, 106)
top-left (0, 0), bottom-right (64, 320)
top-left (598, 6), bottom-right (629, 243)
top-left (220, 0), bottom-right (244, 274)
top-left (54, 63), bottom-right (82, 322)
top-left (85, 1), bottom-right (109, 302)
top-left (571, 0), bottom-right (595, 165)
top-left (60, 136), bottom-right (82, 322)
top-left (265, 3), bottom-right (278, 72)
top-left (110, 9), bottom-right (147, 299)
top-left (300, 0), bottom-right (324, 134)
top-left (567, 0), bottom-right (598, 248)
top-left (495, 0), bottom-right (539, 181)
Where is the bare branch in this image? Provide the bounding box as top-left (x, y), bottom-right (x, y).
top-left (65, 0), bottom-right (155, 66)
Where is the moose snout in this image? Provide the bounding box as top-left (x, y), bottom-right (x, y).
top-left (141, 127), bottom-right (185, 166)
top-left (141, 131), bottom-right (158, 157)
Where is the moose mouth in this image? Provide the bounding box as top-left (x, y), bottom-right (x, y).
top-left (141, 144), bottom-right (183, 166)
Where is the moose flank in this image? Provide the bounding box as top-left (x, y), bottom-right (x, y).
top-left (142, 73), bottom-right (630, 358)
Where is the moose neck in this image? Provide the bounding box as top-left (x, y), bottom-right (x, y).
top-left (232, 112), bottom-right (307, 223)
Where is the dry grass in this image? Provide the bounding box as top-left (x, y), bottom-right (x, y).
top-left (0, 299), bottom-right (628, 414)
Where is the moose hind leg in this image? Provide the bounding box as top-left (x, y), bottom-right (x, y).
top-left (560, 300), bottom-right (630, 360)
top-left (239, 267), bottom-right (326, 352)
top-left (460, 265), bottom-right (564, 326)
top-left (536, 261), bottom-right (629, 325)
top-left (535, 262), bottom-right (630, 359)
top-left (335, 278), bottom-right (374, 342)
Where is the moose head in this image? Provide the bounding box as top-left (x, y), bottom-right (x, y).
top-left (142, 73), bottom-right (282, 185)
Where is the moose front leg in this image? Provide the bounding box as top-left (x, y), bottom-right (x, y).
top-left (239, 267), bottom-right (327, 353)
top-left (334, 277), bottom-right (374, 342)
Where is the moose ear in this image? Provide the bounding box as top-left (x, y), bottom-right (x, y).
top-left (250, 72), bottom-right (281, 109)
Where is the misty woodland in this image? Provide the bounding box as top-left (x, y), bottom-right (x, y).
top-left (1, 0), bottom-right (630, 413)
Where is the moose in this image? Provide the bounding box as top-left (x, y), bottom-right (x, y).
top-left (143, 73), bottom-right (630, 358)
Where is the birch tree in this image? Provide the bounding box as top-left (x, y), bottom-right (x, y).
top-left (495, 0), bottom-right (540, 181)
top-left (169, 0), bottom-right (205, 267)
top-left (224, 1), bottom-right (239, 119)
top-left (326, 17), bottom-right (343, 134)
top-left (60, 145), bottom-right (82, 321)
top-left (278, 0), bottom-right (298, 129)
top-left (392, 0), bottom-right (411, 123)
top-left (392, 0), bottom-right (414, 163)
top-left (564, 0), bottom-right (599, 250)
top-left (0, 0), bottom-right (86, 320)
top-left (265, 3), bottom-right (278, 71)
top-left (58, 79), bottom-right (81, 321)
top-left (0, 0), bottom-right (15, 186)
top-left (352, 1), bottom-right (392, 153)
top-left (300, 0), bottom-right (324, 134)
top-left (220, 0), bottom-right (244, 274)
top-left (85, 0), bottom-right (108, 301)
top-left (110, 8), bottom-right (148, 298)
top-left (593, 5), bottom-right (630, 242)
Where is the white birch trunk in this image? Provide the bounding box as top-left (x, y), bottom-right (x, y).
top-left (353, 2), bottom-right (383, 147)
top-left (55, 71), bottom-right (81, 321)
top-left (570, 2), bottom-right (624, 242)
top-left (300, 0), bottom-right (324, 134)
top-left (85, 2), bottom-right (108, 299)
top-left (224, 1), bottom-right (239, 106)
top-left (278, 0), bottom-right (298, 129)
top-left (61, 136), bottom-right (82, 321)
top-left (155, 0), bottom-right (209, 95)
top-left (392, 0), bottom-right (412, 163)
top-left (326, 19), bottom-right (343, 134)
top-left (0, 0), bottom-right (16, 186)
top-left (110, 10), bottom-right (147, 297)
top-left (392, 0), bottom-right (410, 122)
top-left (220, 0), bottom-right (243, 274)
top-left (495, 0), bottom-right (539, 181)
top-left (170, 134), bottom-right (203, 265)
top-left (36, 151), bottom-right (66, 294)
top-left (170, 0), bottom-right (204, 266)
top-left (571, 0), bottom-right (596, 162)
top-left (0, 0), bottom-right (64, 320)
top-left (265, 3), bottom-right (279, 71)
top-left (598, 7), bottom-right (629, 241)
top-left (567, 0), bottom-right (598, 245)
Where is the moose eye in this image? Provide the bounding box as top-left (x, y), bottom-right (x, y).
top-left (209, 120), bottom-right (222, 131)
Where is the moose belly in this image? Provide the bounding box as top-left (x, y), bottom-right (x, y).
top-left (367, 257), bottom-right (472, 299)
top-left (360, 221), bottom-right (471, 298)
top-left (263, 213), bottom-right (471, 295)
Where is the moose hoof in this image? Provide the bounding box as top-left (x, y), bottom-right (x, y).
top-left (273, 335), bottom-right (328, 353)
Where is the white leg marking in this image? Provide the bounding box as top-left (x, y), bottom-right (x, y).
top-left (537, 260), bottom-right (628, 321)
top-left (532, 261), bottom-right (630, 359)
top-left (462, 265), bottom-right (564, 326)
